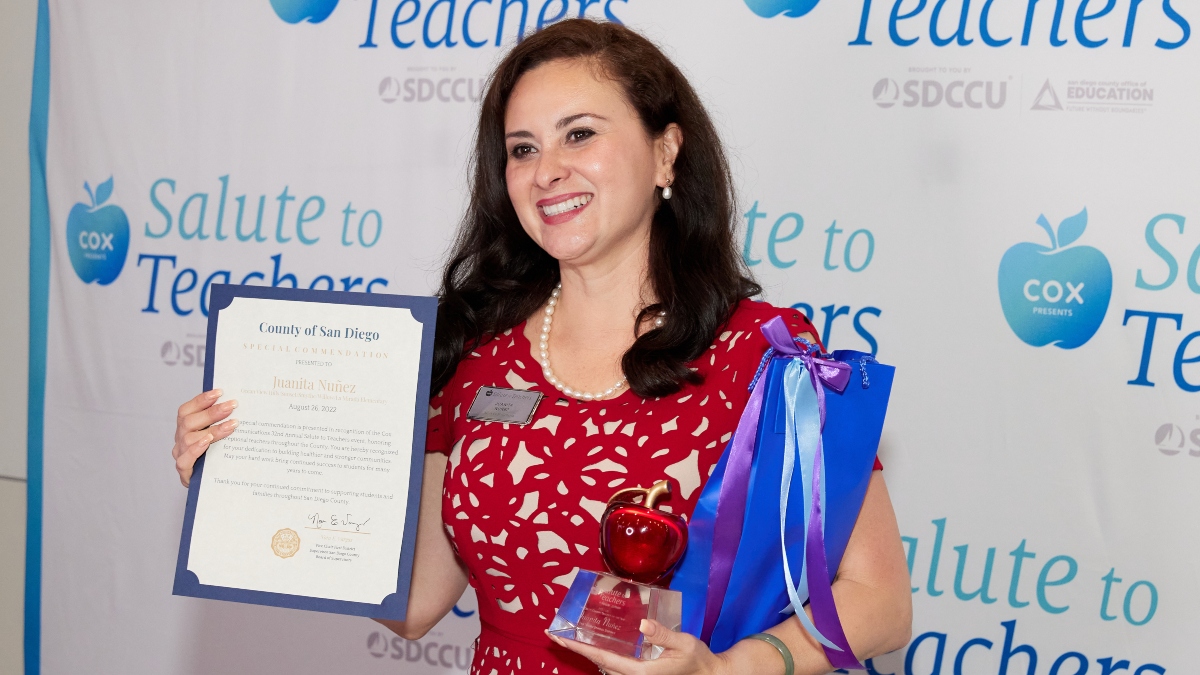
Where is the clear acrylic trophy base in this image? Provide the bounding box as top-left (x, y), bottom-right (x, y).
top-left (548, 570), bottom-right (683, 660)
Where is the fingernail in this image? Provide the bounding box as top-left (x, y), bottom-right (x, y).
top-left (208, 389), bottom-right (223, 399)
top-left (227, 400), bottom-right (238, 410)
top-left (639, 619), bottom-right (650, 634)
top-left (227, 419), bottom-right (239, 430)
top-left (201, 434), bottom-right (213, 446)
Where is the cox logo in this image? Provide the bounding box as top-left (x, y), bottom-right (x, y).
top-left (744, 0), bottom-right (820, 18)
top-left (1022, 279), bottom-right (1084, 304)
top-left (66, 177), bottom-right (130, 286)
top-left (998, 208), bottom-right (1112, 349)
top-left (270, 0), bottom-right (338, 23)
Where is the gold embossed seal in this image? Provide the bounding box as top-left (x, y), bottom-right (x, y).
top-left (271, 528), bottom-right (301, 559)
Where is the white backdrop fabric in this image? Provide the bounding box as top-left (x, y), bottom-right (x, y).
top-left (28, 0), bottom-right (1200, 673)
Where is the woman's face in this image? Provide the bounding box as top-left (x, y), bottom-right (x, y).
top-left (504, 58), bottom-right (679, 269)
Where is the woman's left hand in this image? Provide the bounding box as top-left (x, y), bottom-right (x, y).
top-left (548, 620), bottom-right (730, 675)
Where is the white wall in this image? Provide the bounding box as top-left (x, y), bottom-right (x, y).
top-left (1, 0), bottom-right (33, 480)
top-left (1, 0), bottom-right (37, 672)
top-left (0, 478), bottom-right (26, 673)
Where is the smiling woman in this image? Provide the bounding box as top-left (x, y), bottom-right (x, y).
top-left (433, 20), bottom-right (757, 401)
top-left (411, 18), bottom-right (907, 675)
top-left (168, 16), bottom-right (911, 675)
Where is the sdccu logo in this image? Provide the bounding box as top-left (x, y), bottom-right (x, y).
top-left (873, 75), bottom-right (1007, 109)
top-left (998, 209), bottom-right (1112, 349)
top-left (161, 339), bottom-right (206, 368)
top-left (366, 631), bottom-right (472, 669)
top-left (67, 177), bottom-right (130, 285)
top-left (1155, 421), bottom-right (1200, 456)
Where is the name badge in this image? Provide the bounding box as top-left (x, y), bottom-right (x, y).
top-left (466, 386), bottom-right (544, 425)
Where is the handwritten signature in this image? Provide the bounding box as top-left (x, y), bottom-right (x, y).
top-left (307, 512), bottom-right (371, 532)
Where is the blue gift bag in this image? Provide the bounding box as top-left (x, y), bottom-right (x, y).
top-left (669, 317), bottom-right (894, 669)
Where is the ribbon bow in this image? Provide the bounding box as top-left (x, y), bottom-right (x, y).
top-left (701, 316), bottom-right (863, 670)
top-left (758, 317), bottom-right (852, 392)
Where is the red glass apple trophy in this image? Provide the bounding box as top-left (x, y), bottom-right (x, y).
top-left (548, 479), bottom-right (688, 660)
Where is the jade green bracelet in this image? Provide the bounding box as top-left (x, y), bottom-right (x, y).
top-left (745, 633), bottom-right (795, 675)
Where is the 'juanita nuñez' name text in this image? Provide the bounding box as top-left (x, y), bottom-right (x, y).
top-left (273, 376), bottom-right (357, 393)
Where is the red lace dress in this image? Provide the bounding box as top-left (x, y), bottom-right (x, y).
top-left (425, 300), bottom-right (882, 675)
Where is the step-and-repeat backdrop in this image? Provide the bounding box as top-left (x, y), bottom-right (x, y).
top-left (27, 0), bottom-right (1198, 673)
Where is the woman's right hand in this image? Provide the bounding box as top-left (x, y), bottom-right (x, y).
top-left (172, 389), bottom-right (239, 487)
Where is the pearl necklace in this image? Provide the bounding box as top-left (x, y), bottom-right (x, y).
top-left (538, 283), bottom-right (665, 401)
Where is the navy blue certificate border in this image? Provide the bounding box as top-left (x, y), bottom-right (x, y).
top-left (172, 284), bottom-right (437, 620)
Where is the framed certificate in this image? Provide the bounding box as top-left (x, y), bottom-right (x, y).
top-left (173, 284), bottom-right (437, 620)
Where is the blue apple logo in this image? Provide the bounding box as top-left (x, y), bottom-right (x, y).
top-left (743, 0), bottom-right (821, 18)
top-left (66, 177), bottom-right (130, 286)
top-left (998, 208), bottom-right (1112, 349)
top-left (270, 0), bottom-right (339, 24)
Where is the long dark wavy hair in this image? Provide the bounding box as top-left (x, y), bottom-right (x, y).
top-left (432, 19), bottom-right (760, 397)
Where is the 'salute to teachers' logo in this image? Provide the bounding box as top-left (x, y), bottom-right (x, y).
top-left (271, 528), bottom-right (301, 558)
top-left (67, 177), bottom-right (130, 286)
top-left (270, 0), bottom-right (339, 24)
top-left (998, 208), bottom-right (1112, 349)
top-left (742, 0), bottom-right (821, 18)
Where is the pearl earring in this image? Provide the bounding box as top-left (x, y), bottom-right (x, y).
top-left (661, 181), bottom-right (673, 200)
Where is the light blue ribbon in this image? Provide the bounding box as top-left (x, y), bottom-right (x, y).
top-left (779, 359), bottom-right (837, 649)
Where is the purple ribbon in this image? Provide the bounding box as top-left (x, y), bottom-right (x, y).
top-left (701, 317), bottom-right (862, 669)
top-left (699, 371), bottom-right (766, 643)
top-left (806, 445), bottom-right (862, 670)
